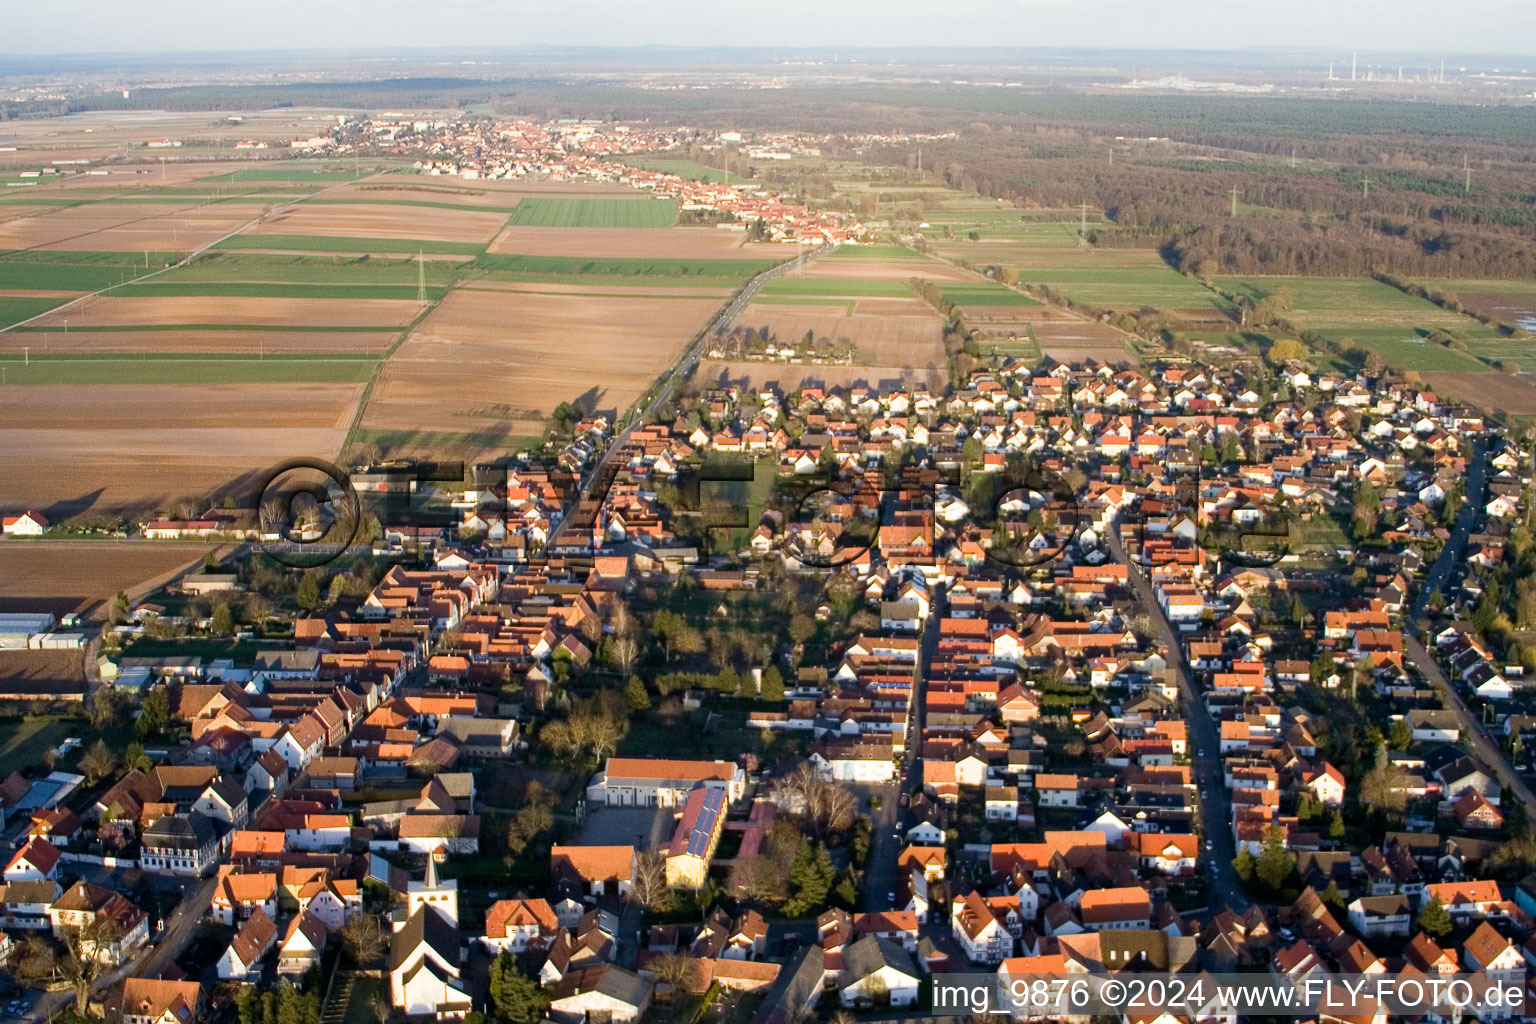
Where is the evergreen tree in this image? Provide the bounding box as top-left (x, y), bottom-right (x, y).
top-left (784, 841), bottom-right (832, 917)
top-left (1321, 880), bottom-right (1345, 910)
top-left (1418, 894), bottom-right (1452, 938)
top-left (760, 666), bottom-right (785, 701)
top-left (623, 676), bottom-right (651, 713)
top-left (296, 572), bottom-right (322, 612)
top-left (488, 951), bottom-right (547, 1024)
top-left (1328, 811), bottom-right (1346, 840)
top-left (210, 603), bottom-right (234, 637)
top-left (1256, 826), bottom-right (1295, 891)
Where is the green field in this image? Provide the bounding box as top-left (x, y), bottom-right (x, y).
top-left (0, 295), bottom-right (70, 329)
top-left (164, 252), bottom-right (461, 287)
top-left (506, 197), bottom-right (679, 229)
top-left (760, 278), bottom-right (918, 299)
top-left (1017, 266), bottom-right (1232, 311)
top-left (351, 427), bottom-right (541, 452)
top-left (0, 262), bottom-right (146, 291)
top-left (0, 250), bottom-right (182, 266)
top-left (211, 234), bottom-right (483, 256)
top-left (826, 244), bottom-right (929, 260)
top-left (940, 284), bottom-right (1041, 307)
top-left (112, 281), bottom-right (444, 301)
top-left (1217, 276), bottom-right (1506, 371)
top-left (474, 253), bottom-right (775, 278)
top-left (465, 273), bottom-right (747, 290)
top-left (13, 322), bottom-right (397, 334)
top-left (0, 354), bottom-right (377, 385)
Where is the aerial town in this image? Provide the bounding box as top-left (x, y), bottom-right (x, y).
top-left (1, 34), bottom-right (1536, 1024)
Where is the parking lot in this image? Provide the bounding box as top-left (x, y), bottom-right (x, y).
top-left (572, 804), bottom-right (675, 848)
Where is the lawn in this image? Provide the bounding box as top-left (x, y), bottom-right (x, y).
top-left (940, 284), bottom-right (1041, 307)
top-left (1310, 327), bottom-right (1493, 372)
top-left (0, 717), bottom-right (79, 768)
top-left (212, 234), bottom-right (485, 256)
top-left (474, 253), bottom-right (776, 278)
top-left (0, 354), bottom-right (377, 385)
top-left (759, 277), bottom-right (918, 299)
top-left (336, 976), bottom-right (382, 1024)
top-left (0, 295), bottom-right (70, 329)
top-left (506, 197), bottom-right (679, 229)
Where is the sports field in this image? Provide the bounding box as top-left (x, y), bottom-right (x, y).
top-left (506, 198), bottom-right (679, 229)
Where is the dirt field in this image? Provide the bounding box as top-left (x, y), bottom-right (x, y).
top-left (1026, 319), bottom-right (1136, 365)
top-left (360, 287), bottom-right (723, 445)
top-left (0, 202), bottom-right (265, 252)
top-left (0, 328), bottom-right (398, 356)
top-left (27, 294), bottom-right (422, 328)
top-left (1445, 291), bottom-right (1536, 329)
top-left (314, 183), bottom-right (524, 207)
top-left (0, 382), bottom-right (363, 513)
top-left (487, 225), bottom-right (781, 259)
top-left (736, 302), bottom-right (944, 369)
top-left (462, 281), bottom-right (736, 299)
top-left (695, 359), bottom-right (944, 393)
top-left (800, 259), bottom-right (974, 283)
top-left (0, 541), bottom-right (217, 618)
top-left (248, 203), bottom-right (508, 244)
top-left (1423, 372), bottom-right (1536, 415)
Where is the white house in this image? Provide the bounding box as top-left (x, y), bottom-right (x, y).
top-left (837, 935), bottom-right (922, 1008)
top-left (389, 906), bottom-right (469, 1018)
top-left (216, 908), bottom-right (277, 980)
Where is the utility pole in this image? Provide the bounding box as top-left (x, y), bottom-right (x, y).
top-left (1464, 154), bottom-right (1471, 194)
top-left (1290, 147), bottom-right (1296, 170)
top-left (1360, 176), bottom-right (1370, 202)
top-left (417, 251), bottom-right (426, 305)
top-left (23, 347), bottom-right (28, 366)
top-left (1229, 186), bottom-right (1242, 218)
top-left (1080, 201), bottom-right (1088, 242)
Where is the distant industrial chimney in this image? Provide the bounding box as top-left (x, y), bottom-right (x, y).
top-left (1351, 52), bottom-right (1357, 81)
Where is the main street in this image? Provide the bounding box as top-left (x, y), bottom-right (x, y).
top-left (1104, 522), bottom-right (1251, 913)
top-left (20, 873), bottom-right (218, 1024)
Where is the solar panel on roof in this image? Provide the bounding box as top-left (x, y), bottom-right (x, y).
top-left (685, 787), bottom-right (726, 858)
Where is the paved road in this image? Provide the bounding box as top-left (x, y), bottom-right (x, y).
top-left (857, 782), bottom-right (901, 913)
top-left (1404, 635), bottom-right (1536, 812)
top-left (547, 244), bottom-right (829, 550)
top-left (1394, 441), bottom-right (1536, 815)
top-left (1410, 439), bottom-right (1488, 622)
top-left (1105, 522), bottom-right (1251, 913)
top-left (21, 873), bottom-right (218, 1024)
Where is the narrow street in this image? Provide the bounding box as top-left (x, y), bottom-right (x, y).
top-left (1104, 522), bottom-right (1251, 913)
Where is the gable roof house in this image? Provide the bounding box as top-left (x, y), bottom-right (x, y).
top-left (389, 906), bottom-right (469, 1019)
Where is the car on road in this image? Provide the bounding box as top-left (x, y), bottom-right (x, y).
top-left (1205, 840), bottom-right (1213, 850)
top-left (886, 890), bottom-right (896, 902)
top-left (1197, 748), bottom-right (1207, 758)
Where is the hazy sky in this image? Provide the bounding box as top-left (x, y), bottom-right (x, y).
top-left (6, 0), bottom-right (1536, 57)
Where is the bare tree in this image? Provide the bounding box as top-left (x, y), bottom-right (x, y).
top-left (59, 916), bottom-right (122, 1014)
top-left (341, 912), bottom-right (387, 966)
top-left (651, 950), bottom-right (695, 1002)
top-left (771, 762), bottom-right (857, 841)
top-left (629, 851), bottom-right (671, 911)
